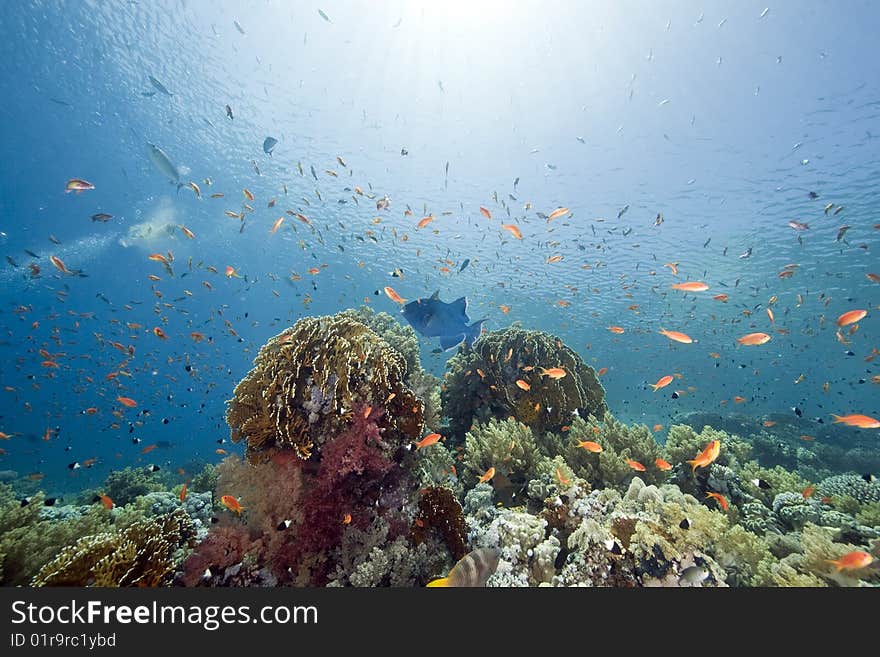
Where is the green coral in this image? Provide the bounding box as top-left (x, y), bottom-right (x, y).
top-left (463, 418), bottom-right (543, 496)
top-left (441, 325), bottom-right (606, 438)
top-left (557, 414), bottom-right (667, 490)
top-left (0, 488), bottom-right (114, 586)
top-left (102, 467), bottom-right (167, 507)
top-left (738, 462), bottom-right (811, 499)
top-left (32, 509), bottom-right (196, 587)
top-left (226, 313), bottom-right (424, 462)
top-left (338, 306), bottom-right (421, 374)
top-left (190, 463), bottom-right (218, 494)
top-left (855, 501), bottom-right (880, 527)
top-left (800, 523), bottom-right (876, 586)
top-left (753, 555), bottom-right (827, 587)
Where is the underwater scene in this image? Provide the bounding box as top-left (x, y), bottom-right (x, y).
top-left (0, 1), bottom-right (878, 588)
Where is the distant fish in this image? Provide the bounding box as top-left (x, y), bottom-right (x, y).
top-left (401, 291), bottom-right (487, 351)
top-left (263, 137), bottom-right (278, 155)
top-left (617, 205), bottom-right (629, 219)
top-left (147, 143), bottom-right (183, 191)
top-left (234, 19), bottom-right (245, 34)
top-left (148, 75), bottom-right (173, 96)
top-left (318, 9), bottom-right (331, 22)
top-left (459, 258), bottom-right (470, 273)
top-left (426, 547), bottom-right (500, 587)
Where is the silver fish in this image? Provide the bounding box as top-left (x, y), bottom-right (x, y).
top-left (148, 75), bottom-right (172, 96)
top-left (147, 143), bottom-right (183, 191)
top-left (679, 565), bottom-right (709, 587)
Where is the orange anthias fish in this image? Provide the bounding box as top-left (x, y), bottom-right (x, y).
top-left (415, 433), bottom-right (442, 450)
top-left (478, 467), bottom-right (496, 483)
top-left (479, 206), bottom-right (492, 219)
top-left (384, 287), bottom-right (406, 304)
top-left (225, 266), bottom-right (241, 278)
top-left (576, 440), bottom-right (603, 453)
top-left (626, 459), bottom-right (646, 472)
top-left (98, 494), bottom-right (114, 510)
top-left (608, 326), bottom-right (625, 334)
top-left (802, 485), bottom-right (815, 499)
top-left (671, 282), bottom-right (709, 292)
top-left (221, 495), bottom-right (244, 515)
top-left (153, 327), bottom-right (168, 340)
top-left (826, 550), bottom-right (874, 572)
top-left (737, 332), bottom-right (771, 346)
top-left (712, 294), bottom-right (729, 302)
top-left (597, 367), bottom-right (608, 376)
top-left (659, 328), bottom-right (693, 344)
top-left (653, 424), bottom-right (663, 432)
top-left (655, 458), bottom-right (673, 471)
top-left (515, 379), bottom-right (531, 391)
top-left (179, 480), bottom-right (189, 502)
top-left (547, 207), bottom-right (570, 222)
top-left (270, 216), bottom-right (285, 234)
top-left (705, 492), bottom-right (729, 511)
top-left (417, 215), bottom-right (435, 229)
top-left (836, 309), bottom-right (867, 327)
top-left (540, 367), bottom-right (567, 379)
top-left (180, 225), bottom-right (196, 239)
top-left (501, 224), bottom-right (523, 239)
top-left (831, 414), bottom-right (880, 429)
top-left (556, 467), bottom-right (571, 486)
top-left (546, 254), bottom-right (564, 264)
top-left (141, 444), bottom-right (157, 454)
top-left (49, 255), bottom-right (73, 274)
top-left (148, 253), bottom-right (169, 265)
top-left (687, 439), bottom-right (721, 472)
top-left (116, 396), bottom-right (137, 408)
top-left (664, 262), bottom-right (679, 275)
top-left (651, 375), bottom-right (674, 391)
top-left (65, 178), bottom-right (95, 193)
top-left (190, 332), bottom-right (206, 342)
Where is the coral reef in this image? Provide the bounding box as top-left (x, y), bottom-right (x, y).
top-left (33, 509), bottom-right (196, 587)
top-left (226, 313), bottom-right (423, 462)
top-left (410, 486), bottom-right (467, 560)
top-left (102, 467), bottom-right (167, 506)
top-left (462, 418), bottom-right (543, 499)
top-left (441, 325), bottom-right (606, 438)
top-left (818, 473), bottom-right (880, 504)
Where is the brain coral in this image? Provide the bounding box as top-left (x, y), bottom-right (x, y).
top-left (441, 325), bottom-right (606, 438)
top-left (226, 314), bottom-right (424, 462)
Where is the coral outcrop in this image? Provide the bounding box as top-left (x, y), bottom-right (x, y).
top-left (226, 313), bottom-right (424, 462)
top-left (441, 326), bottom-right (606, 438)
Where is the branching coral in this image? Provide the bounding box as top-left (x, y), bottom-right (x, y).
top-left (557, 414), bottom-right (667, 490)
top-left (33, 509), bottom-right (196, 587)
top-left (226, 313), bottom-right (423, 462)
top-left (102, 467), bottom-right (167, 506)
top-left (441, 326), bottom-right (606, 438)
top-left (462, 418), bottom-right (544, 498)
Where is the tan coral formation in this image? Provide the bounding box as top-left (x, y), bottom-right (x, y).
top-left (226, 314), bottom-right (424, 462)
top-left (32, 509), bottom-right (195, 587)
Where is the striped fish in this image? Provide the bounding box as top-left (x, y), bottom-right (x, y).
top-left (426, 548), bottom-right (500, 587)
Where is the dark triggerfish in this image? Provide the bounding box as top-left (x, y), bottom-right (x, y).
top-left (401, 291), bottom-right (487, 351)
top-left (426, 547), bottom-right (501, 587)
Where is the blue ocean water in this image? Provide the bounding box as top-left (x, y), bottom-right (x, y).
top-left (0, 0), bottom-right (877, 498)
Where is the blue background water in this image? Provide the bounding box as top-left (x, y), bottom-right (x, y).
top-left (0, 0), bottom-right (877, 495)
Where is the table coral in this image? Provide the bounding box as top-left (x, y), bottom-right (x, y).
top-left (441, 325), bottom-right (606, 438)
top-left (226, 313), bottom-right (423, 462)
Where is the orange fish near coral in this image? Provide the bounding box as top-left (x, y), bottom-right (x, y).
top-left (626, 459), bottom-right (646, 472)
top-left (671, 282), bottom-right (709, 292)
top-left (576, 440), bottom-right (603, 453)
top-left (737, 332), bottom-right (771, 346)
top-left (180, 481), bottom-right (189, 502)
top-left (836, 309), bottom-right (867, 327)
top-left (705, 492), bottom-right (729, 511)
top-left (826, 550), bottom-right (874, 572)
top-left (540, 367), bottom-right (567, 379)
top-left (655, 458), bottom-right (673, 471)
top-left (515, 380), bottom-right (531, 391)
top-left (659, 328), bottom-right (693, 344)
top-left (831, 414), bottom-right (880, 429)
top-left (384, 287), bottom-right (406, 304)
top-left (221, 495), bottom-right (244, 515)
top-left (651, 375), bottom-right (674, 392)
top-left (98, 494), bottom-right (114, 510)
top-left (597, 367), bottom-right (608, 376)
top-left (415, 433), bottom-right (442, 450)
top-left (687, 439), bottom-right (720, 473)
top-left (478, 467), bottom-right (496, 483)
